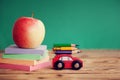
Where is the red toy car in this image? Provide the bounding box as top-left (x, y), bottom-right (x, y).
top-left (52, 54), bottom-right (83, 70)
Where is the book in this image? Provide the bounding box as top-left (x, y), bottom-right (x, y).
top-left (2, 51), bottom-right (48, 60)
top-left (0, 61), bottom-right (51, 71)
top-left (5, 44), bottom-right (47, 54)
top-left (0, 55), bottom-right (49, 66)
top-left (54, 44), bottom-right (79, 47)
top-left (53, 47), bottom-right (78, 51)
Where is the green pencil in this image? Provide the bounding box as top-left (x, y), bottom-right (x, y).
top-left (53, 44), bottom-right (79, 47)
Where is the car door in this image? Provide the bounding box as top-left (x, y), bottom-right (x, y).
top-left (59, 56), bottom-right (73, 68)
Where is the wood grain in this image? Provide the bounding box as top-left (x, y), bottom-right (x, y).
top-left (0, 50), bottom-right (120, 80)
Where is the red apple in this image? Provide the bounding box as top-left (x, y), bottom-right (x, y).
top-left (12, 17), bottom-right (45, 48)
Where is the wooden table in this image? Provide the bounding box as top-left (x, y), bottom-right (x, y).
top-left (0, 50), bottom-right (120, 80)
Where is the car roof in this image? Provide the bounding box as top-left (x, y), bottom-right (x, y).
top-left (55, 54), bottom-right (72, 58)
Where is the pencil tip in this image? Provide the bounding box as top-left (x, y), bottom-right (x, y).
top-left (76, 44), bottom-right (79, 46)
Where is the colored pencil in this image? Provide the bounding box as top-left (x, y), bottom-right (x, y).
top-left (55, 50), bottom-right (72, 54)
top-left (54, 50), bottom-right (82, 54)
top-left (53, 44), bottom-right (79, 47)
top-left (53, 47), bottom-right (78, 51)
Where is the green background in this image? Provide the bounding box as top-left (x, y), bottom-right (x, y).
top-left (0, 0), bottom-right (120, 49)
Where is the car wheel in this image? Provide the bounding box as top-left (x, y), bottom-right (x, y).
top-left (72, 60), bottom-right (82, 70)
top-left (54, 60), bottom-right (64, 70)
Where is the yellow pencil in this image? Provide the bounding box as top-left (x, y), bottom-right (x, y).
top-left (53, 47), bottom-right (78, 50)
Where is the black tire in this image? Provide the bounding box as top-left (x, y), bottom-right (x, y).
top-left (72, 60), bottom-right (82, 70)
top-left (54, 60), bottom-right (64, 70)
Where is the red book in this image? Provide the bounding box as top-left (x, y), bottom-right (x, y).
top-left (0, 61), bottom-right (51, 71)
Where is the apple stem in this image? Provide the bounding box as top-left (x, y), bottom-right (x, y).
top-left (32, 12), bottom-right (34, 18)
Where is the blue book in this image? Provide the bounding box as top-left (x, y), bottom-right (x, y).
top-left (5, 44), bottom-right (47, 55)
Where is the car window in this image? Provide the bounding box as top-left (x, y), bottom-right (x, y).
top-left (68, 57), bottom-right (73, 61)
top-left (59, 56), bottom-right (73, 61)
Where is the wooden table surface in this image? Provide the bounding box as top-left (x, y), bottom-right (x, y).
top-left (0, 50), bottom-right (120, 80)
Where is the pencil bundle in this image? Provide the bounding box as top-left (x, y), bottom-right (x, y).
top-left (53, 44), bottom-right (81, 54)
top-left (0, 44), bottom-right (50, 71)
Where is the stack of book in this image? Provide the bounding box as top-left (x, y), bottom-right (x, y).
top-left (0, 44), bottom-right (50, 71)
top-left (53, 44), bottom-right (80, 54)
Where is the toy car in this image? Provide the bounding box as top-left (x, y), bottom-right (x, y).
top-left (52, 54), bottom-right (83, 70)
